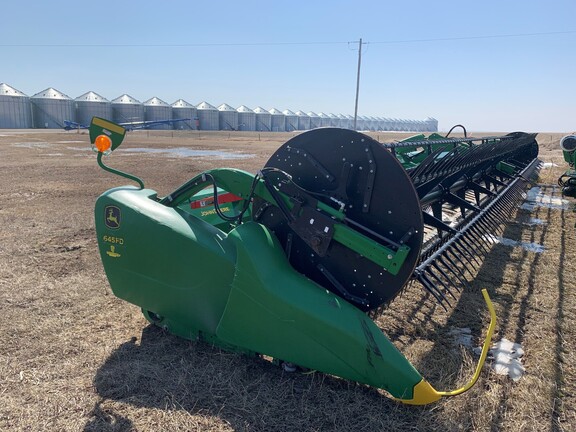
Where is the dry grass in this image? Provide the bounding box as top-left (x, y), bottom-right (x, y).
top-left (0, 129), bottom-right (574, 431)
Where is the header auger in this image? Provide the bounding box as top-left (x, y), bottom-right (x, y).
top-left (90, 117), bottom-right (539, 404)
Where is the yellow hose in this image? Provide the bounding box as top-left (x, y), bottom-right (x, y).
top-left (397, 288), bottom-right (497, 405)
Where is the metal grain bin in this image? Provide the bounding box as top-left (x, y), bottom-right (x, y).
top-left (75, 91), bottom-right (112, 127)
top-left (345, 114), bottom-right (355, 130)
top-left (171, 99), bottom-right (197, 130)
top-left (269, 108), bottom-right (286, 132)
top-left (426, 117), bottom-right (438, 132)
top-left (328, 113), bottom-right (340, 128)
top-left (143, 97), bottom-right (172, 129)
top-left (31, 87), bottom-right (74, 128)
top-left (111, 94), bottom-right (144, 125)
top-left (253, 106), bottom-right (272, 131)
top-left (217, 103), bottom-right (239, 130)
top-left (0, 83), bottom-right (32, 128)
top-left (369, 116), bottom-right (379, 131)
top-left (338, 114), bottom-right (350, 130)
top-left (307, 111), bottom-right (321, 129)
top-left (317, 112), bottom-right (331, 128)
top-left (356, 115), bottom-right (367, 130)
top-left (295, 110), bottom-right (310, 130)
top-left (196, 101), bottom-right (219, 130)
top-left (381, 117), bottom-right (392, 131)
top-left (282, 109), bottom-right (298, 132)
top-left (237, 105), bottom-right (256, 131)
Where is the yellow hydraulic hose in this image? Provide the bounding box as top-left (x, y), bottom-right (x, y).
top-left (397, 288), bottom-right (497, 405)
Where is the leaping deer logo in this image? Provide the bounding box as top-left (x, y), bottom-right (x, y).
top-left (105, 206), bottom-right (121, 229)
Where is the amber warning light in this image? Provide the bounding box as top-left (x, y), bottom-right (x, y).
top-left (93, 133), bottom-right (113, 155)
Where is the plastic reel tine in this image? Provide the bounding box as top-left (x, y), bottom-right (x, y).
top-left (429, 262), bottom-right (458, 300)
top-left (422, 271), bottom-right (451, 308)
top-left (417, 272), bottom-right (449, 310)
top-left (446, 245), bottom-right (475, 276)
top-left (467, 222), bottom-right (493, 249)
top-left (464, 227), bottom-right (490, 255)
top-left (452, 241), bottom-right (480, 270)
top-left (477, 214), bottom-right (499, 232)
top-left (479, 215), bottom-right (502, 236)
top-left (458, 235), bottom-right (484, 266)
top-left (438, 254), bottom-right (469, 290)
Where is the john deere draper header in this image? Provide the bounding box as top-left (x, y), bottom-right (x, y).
top-left (90, 117), bottom-right (539, 404)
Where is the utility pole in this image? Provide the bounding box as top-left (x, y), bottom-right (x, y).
top-left (353, 38), bottom-right (364, 130)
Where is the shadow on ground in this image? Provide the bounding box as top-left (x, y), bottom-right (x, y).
top-left (84, 324), bottom-right (424, 432)
top-left (84, 184), bottom-right (569, 432)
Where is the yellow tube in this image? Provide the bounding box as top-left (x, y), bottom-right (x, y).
top-left (397, 288), bottom-right (497, 405)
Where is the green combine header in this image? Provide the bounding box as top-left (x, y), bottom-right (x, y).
top-left (90, 117), bottom-right (539, 404)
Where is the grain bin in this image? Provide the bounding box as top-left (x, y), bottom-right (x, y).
top-left (269, 108), bottom-right (286, 132)
top-left (31, 87), bottom-right (74, 128)
top-left (0, 83), bottom-right (32, 128)
top-left (425, 117), bottom-right (438, 132)
top-left (282, 109), bottom-right (298, 132)
top-left (381, 118), bottom-right (392, 131)
top-left (295, 110), bottom-right (310, 130)
top-left (171, 99), bottom-right (197, 130)
top-left (111, 94), bottom-right (144, 125)
top-left (345, 114), bottom-right (355, 130)
top-left (217, 103), bottom-right (239, 130)
top-left (75, 91), bottom-right (112, 127)
top-left (369, 116), bottom-right (379, 131)
top-left (143, 97), bottom-right (172, 129)
top-left (336, 114), bottom-right (348, 129)
top-left (328, 113), bottom-right (340, 128)
top-left (196, 101), bottom-right (219, 130)
top-left (307, 112), bottom-right (321, 129)
top-left (237, 105), bottom-right (256, 131)
top-left (253, 106), bottom-right (272, 131)
top-left (317, 112), bottom-right (331, 128)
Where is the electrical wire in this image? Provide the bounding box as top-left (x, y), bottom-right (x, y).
top-left (4, 30), bottom-right (574, 48)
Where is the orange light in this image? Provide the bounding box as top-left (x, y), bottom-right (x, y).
top-left (94, 134), bottom-right (112, 153)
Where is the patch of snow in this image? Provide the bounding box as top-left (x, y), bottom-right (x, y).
top-left (526, 218), bottom-right (546, 226)
top-left (448, 327), bottom-right (473, 348)
top-left (488, 338), bottom-right (525, 382)
top-left (483, 234), bottom-right (545, 253)
top-left (11, 142), bottom-right (53, 149)
top-left (521, 186), bottom-right (569, 211)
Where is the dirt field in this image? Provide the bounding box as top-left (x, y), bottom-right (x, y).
top-left (0, 128), bottom-right (574, 431)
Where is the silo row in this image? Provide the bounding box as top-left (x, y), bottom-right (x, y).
top-left (0, 82), bottom-right (438, 132)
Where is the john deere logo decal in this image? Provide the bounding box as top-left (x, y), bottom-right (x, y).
top-left (105, 206), bottom-right (121, 229)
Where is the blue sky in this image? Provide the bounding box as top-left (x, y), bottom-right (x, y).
top-left (1, 0), bottom-right (575, 132)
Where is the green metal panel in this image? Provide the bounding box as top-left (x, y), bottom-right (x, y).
top-left (95, 187), bottom-right (236, 336)
top-left (216, 222), bottom-right (422, 399)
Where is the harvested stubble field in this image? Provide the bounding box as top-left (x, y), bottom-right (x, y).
top-left (0, 128), bottom-right (574, 432)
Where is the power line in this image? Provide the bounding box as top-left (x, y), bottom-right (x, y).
top-left (0, 41), bottom-right (349, 48)
top-left (1, 30), bottom-right (574, 48)
top-left (370, 30), bottom-right (576, 44)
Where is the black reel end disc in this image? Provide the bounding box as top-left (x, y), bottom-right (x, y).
top-left (253, 128), bottom-right (424, 311)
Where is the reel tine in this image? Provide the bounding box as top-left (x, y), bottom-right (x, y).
top-left (446, 244), bottom-right (475, 275)
top-left (417, 272), bottom-right (449, 310)
top-left (438, 255), bottom-right (469, 289)
top-left (457, 235), bottom-right (484, 266)
top-left (464, 228), bottom-right (490, 255)
top-left (451, 241), bottom-right (480, 269)
top-left (429, 262), bottom-right (458, 300)
top-left (439, 250), bottom-right (468, 287)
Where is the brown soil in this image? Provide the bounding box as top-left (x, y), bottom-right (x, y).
top-left (0, 129), bottom-right (574, 431)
